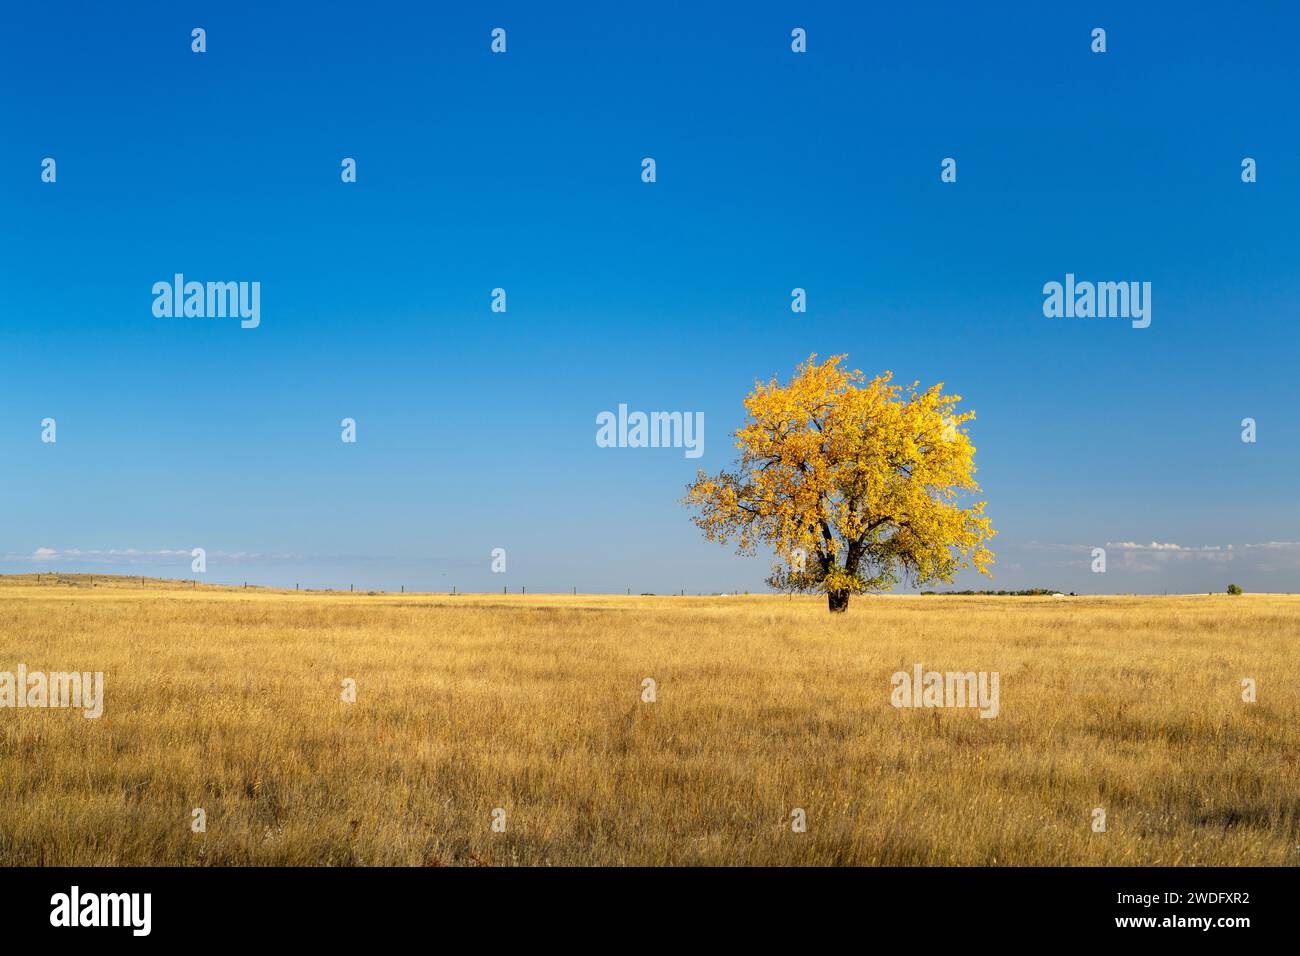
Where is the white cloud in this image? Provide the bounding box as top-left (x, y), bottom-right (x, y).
top-left (1017, 539), bottom-right (1300, 576)
top-left (1106, 541), bottom-right (1228, 552)
top-left (1, 548), bottom-right (301, 565)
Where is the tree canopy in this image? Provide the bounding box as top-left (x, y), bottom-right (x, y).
top-left (684, 354), bottom-right (996, 612)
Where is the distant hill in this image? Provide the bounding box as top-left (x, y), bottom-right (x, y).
top-left (0, 573), bottom-right (265, 592)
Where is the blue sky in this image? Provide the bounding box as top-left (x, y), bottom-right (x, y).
top-left (1, 1), bottom-right (1297, 593)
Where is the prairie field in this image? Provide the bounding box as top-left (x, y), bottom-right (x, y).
top-left (0, 576), bottom-right (1296, 866)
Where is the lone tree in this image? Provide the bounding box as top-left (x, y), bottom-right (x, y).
top-left (684, 354), bottom-right (996, 613)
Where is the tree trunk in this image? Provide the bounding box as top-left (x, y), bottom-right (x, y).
top-left (827, 589), bottom-right (850, 613)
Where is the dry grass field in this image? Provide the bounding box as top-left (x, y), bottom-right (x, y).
top-left (0, 575), bottom-right (1296, 866)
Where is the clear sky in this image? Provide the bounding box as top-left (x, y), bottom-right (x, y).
top-left (2, 2), bottom-right (1297, 594)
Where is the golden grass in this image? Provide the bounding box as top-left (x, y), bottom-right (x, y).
top-left (0, 577), bottom-right (1296, 866)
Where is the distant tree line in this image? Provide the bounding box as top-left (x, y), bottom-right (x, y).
top-left (919, 588), bottom-right (1067, 596)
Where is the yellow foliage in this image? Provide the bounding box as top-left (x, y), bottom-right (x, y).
top-left (684, 354), bottom-right (996, 610)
